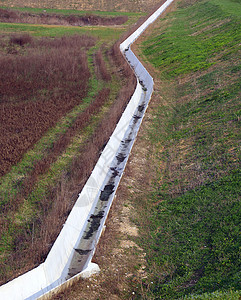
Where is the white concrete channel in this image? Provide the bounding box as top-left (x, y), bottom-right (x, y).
top-left (0, 1), bottom-right (174, 299)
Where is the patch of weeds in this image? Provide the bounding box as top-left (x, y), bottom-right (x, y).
top-left (0, 42), bottom-right (102, 208)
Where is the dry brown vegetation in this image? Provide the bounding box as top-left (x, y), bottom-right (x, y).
top-left (94, 49), bottom-right (111, 82)
top-left (2, 0), bottom-right (162, 13)
top-left (0, 8), bottom-right (128, 26)
top-left (0, 34), bottom-right (96, 177)
top-left (2, 88), bottom-right (110, 214)
top-left (0, 26), bottom-right (136, 284)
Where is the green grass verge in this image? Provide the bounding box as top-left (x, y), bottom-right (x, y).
top-left (145, 171), bottom-right (240, 298)
top-left (210, 0), bottom-right (241, 17)
top-left (0, 22), bottom-right (124, 39)
top-left (135, 0), bottom-right (241, 298)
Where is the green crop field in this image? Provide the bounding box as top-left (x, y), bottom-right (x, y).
top-left (133, 0), bottom-right (241, 298)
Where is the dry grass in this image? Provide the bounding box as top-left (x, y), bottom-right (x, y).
top-left (0, 34), bottom-right (95, 177)
top-left (94, 49), bottom-right (111, 82)
top-left (3, 0), bottom-right (163, 13)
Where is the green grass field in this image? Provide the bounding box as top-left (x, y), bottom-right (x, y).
top-left (0, 22), bottom-right (125, 39)
top-left (135, 0), bottom-right (241, 298)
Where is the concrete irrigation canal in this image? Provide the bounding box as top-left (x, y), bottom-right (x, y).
top-left (0, 0), bottom-right (174, 299)
top-left (67, 78), bottom-right (151, 280)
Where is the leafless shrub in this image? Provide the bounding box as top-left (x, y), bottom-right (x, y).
top-left (15, 88), bottom-right (110, 206)
top-left (10, 34), bottom-right (32, 46)
top-left (34, 34), bottom-right (96, 49)
top-left (0, 8), bottom-right (18, 19)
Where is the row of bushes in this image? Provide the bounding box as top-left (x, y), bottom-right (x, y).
top-left (0, 8), bottom-right (128, 26)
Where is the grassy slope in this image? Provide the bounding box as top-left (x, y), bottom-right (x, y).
top-left (135, 0), bottom-right (241, 298)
